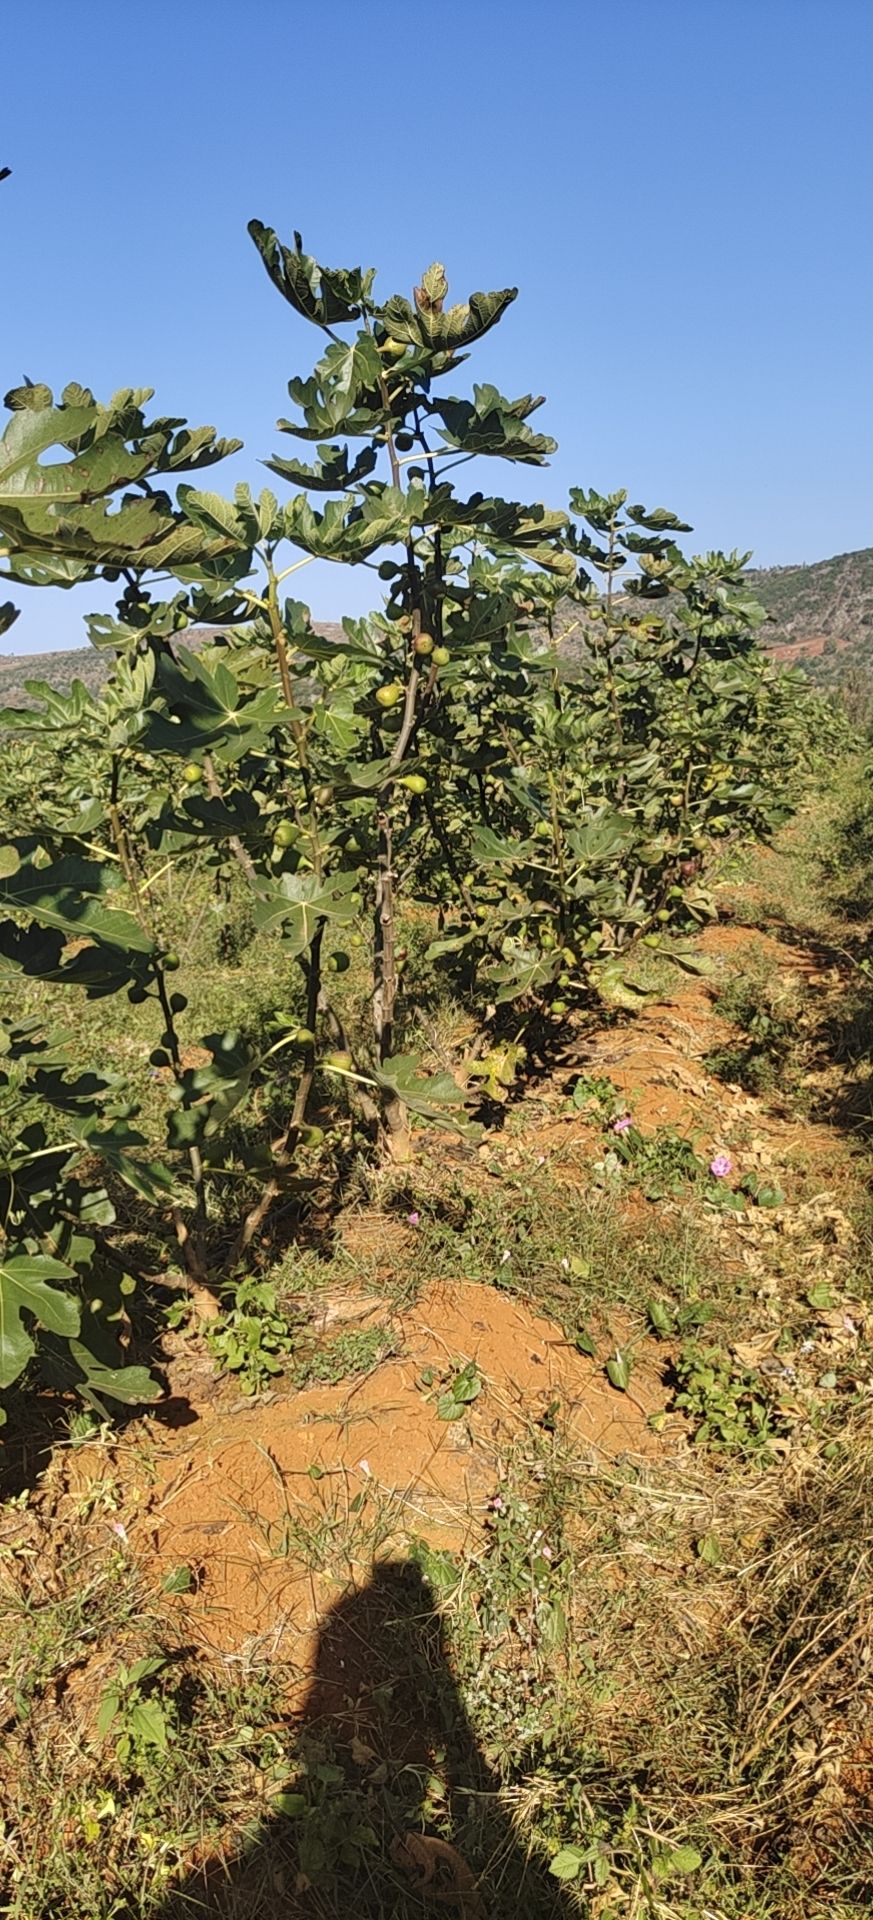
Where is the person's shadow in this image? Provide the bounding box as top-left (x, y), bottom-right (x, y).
top-left (159, 1560), bottom-right (576, 1918)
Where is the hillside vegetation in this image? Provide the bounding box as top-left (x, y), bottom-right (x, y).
top-left (749, 545), bottom-right (873, 689)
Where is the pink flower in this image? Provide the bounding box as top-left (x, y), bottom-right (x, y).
top-left (407, 1211), bottom-right (420, 1227)
top-left (709, 1153), bottom-right (733, 1178)
top-left (612, 1114), bottom-right (633, 1134)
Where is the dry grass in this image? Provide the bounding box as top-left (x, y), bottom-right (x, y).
top-left (1, 1389), bottom-right (871, 1917)
top-left (424, 1425), bottom-right (873, 1918)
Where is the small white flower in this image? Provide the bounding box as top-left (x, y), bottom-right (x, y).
top-left (500, 1249), bottom-right (512, 1265)
top-left (358, 1458), bottom-right (371, 1477)
top-left (110, 1521), bottom-right (128, 1542)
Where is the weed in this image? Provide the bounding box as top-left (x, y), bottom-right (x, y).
top-left (673, 1339), bottom-right (785, 1456)
top-left (435, 1360), bottom-right (483, 1421)
top-left (271, 1744), bottom-right (378, 1883)
top-left (567, 1072), bottom-right (622, 1121)
top-left (384, 1164), bottom-right (747, 1352)
top-left (73, 1471), bottom-right (123, 1523)
top-left (438, 1436), bottom-right (873, 1917)
top-left (2, 1557), bottom-right (140, 1729)
top-left (204, 1276), bottom-right (298, 1394)
top-left (646, 1296), bottom-right (716, 1339)
top-left (97, 1654), bottom-right (174, 1770)
top-left (604, 1345), bottom-right (634, 1391)
top-left (608, 1121), bottom-right (706, 1197)
top-left (64, 1407), bottom-right (110, 1447)
top-left (446, 1455), bottom-right (575, 1778)
top-left (0, 1544), bottom-right (288, 1918)
top-left (5, 1429), bottom-right (873, 1917)
top-left (548, 1820), bottom-right (704, 1897)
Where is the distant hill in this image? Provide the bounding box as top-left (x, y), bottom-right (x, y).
top-left (0, 624), bottom-right (345, 710)
top-left (0, 640), bottom-right (113, 708)
top-left (748, 547), bottom-right (873, 688)
top-left (3, 551), bottom-right (873, 710)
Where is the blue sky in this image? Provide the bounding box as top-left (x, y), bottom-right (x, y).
top-left (3, 0), bottom-right (872, 654)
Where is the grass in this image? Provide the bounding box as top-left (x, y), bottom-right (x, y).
top-left (714, 758), bottom-right (873, 1137)
top-left (173, 1060), bottom-right (873, 1436)
top-left (224, 1454), bottom-right (407, 1575)
top-left (441, 1432), bottom-right (873, 1918)
top-left (705, 960), bottom-right (809, 1099)
top-left (0, 1533), bottom-right (295, 1919)
top-left (291, 1323), bottom-right (396, 1388)
top-left (6, 1429), bottom-right (870, 1917)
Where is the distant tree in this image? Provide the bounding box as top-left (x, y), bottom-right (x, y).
top-left (833, 664), bottom-right (873, 733)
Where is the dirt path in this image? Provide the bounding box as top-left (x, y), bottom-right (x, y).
top-left (5, 802), bottom-right (873, 1920)
top-left (29, 866), bottom-right (868, 1687)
